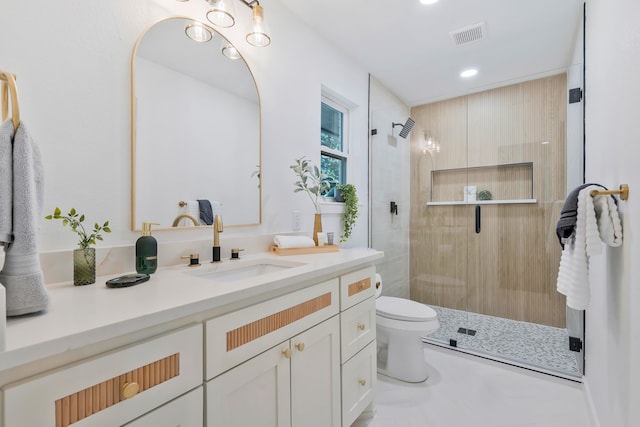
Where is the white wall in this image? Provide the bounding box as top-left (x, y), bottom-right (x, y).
top-left (0, 0), bottom-right (370, 266)
top-left (369, 77), bottom-right (411, 298)
top-left (583, 0), bottom-right (640, 426)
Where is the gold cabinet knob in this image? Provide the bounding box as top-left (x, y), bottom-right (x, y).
top-left (358, 379), bottom-right (366, 386)
top-left (357, 323), bottom-right (366, 331)
top-left (295, 342), bottom-right (305, 352)
top-left (121, 381), bottom-right (140, 399)
top-left (282, 348), bottom-right (292, 359)
top-left (358, 282), bottom-right (366, 290)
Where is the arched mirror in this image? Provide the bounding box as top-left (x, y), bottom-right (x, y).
top-left (131, 17), bottom-right (261, 230)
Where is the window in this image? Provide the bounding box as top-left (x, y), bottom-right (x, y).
top-left (321, 98), bottom-right (348, 195)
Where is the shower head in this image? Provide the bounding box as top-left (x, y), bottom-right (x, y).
top-left (392, 118), bottom-right (416, 139)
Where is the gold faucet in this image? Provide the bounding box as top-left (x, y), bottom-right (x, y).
top-left (171, 213), bottom-right (199, 227)
top-left (212, 214), bottom-right (223, 262)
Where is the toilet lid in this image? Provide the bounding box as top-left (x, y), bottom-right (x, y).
top-left (376, 296), bottom-right (438, 322)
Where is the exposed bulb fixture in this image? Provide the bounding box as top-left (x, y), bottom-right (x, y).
top-left (460, 68), bottom-right (478, 78)
top-left (206, 0), bottom-right (236, 28)
top-left (246, 4), bottom-right (271, 47)
top-left (185, 21), bottom-right (213, 42)
top-left (423, 132), bottom-right (441, 154)
top-left (221, 39), bottom-right (241, 59)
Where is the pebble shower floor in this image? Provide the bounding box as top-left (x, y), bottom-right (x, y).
top-left (425, 305), bottom-right (581, 378)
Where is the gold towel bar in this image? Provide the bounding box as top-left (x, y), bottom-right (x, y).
top-left (590, 184), bottom-right (629, 201)
top-left (0, 70), bottom-right (20, 130)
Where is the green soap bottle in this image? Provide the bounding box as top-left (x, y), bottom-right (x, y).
top-left (136, 222), bottom-right (159, 274)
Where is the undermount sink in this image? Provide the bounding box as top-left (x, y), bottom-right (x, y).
top-left (184, 258), bottom-right (306, 283)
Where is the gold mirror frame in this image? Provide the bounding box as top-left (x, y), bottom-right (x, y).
top-left (130, 17), bottom-right (262, 231)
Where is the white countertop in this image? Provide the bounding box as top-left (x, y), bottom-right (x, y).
top-left (1, 248), bottom-right (382, 372)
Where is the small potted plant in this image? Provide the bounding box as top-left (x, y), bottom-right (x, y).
top-left (290, 157), bottom-right (334, 245)
top-left (45, 207), bottom-right (111, 285)
top-left (336, 183), bottom-right (359, 242)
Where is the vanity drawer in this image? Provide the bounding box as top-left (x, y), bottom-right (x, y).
top-left (340, 297), bottom-right (376, 362)
top-left (2, 324), bottom-right (203, 427)
top-left (341, 340), bottom-right (376, 427)
top-left (340, 266), bottom-right (375, 310)
top-left (206, 278), bottom-right (339, 380)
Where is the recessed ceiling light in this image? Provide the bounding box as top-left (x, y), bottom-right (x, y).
top-left (460, 68), bottom-right (478, 78)
top-left (420, 0), bottom-right (440, 4)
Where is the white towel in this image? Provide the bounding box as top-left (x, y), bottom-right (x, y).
top-left (556, 186), bottom-right (623, 310)
top-left (273, 235), bottom-right (315, 249)
top-left (0, 120), bottom-right (13, 245)
top-left (0, 122), bottom-right (49, 316)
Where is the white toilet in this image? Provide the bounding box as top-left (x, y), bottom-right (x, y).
top-left (375, 276), bottom-right (439, 383)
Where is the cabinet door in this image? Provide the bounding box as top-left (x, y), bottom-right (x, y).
top-left (207, 342), bottom-right (291, 427)
top-left (290, 316), bottom-right (341, 427)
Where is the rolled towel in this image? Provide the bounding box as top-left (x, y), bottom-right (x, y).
top-left (273, 235), bottom-right (315, 249)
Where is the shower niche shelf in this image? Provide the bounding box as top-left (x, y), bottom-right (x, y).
top-left (427, 162), bottom-right (535, 206)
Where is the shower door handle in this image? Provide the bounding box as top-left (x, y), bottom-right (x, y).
top-left (475, 204), bottom-right (481, 233)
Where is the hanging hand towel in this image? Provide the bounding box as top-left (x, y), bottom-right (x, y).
top-left (556, 185), bottom-right (623, 310)
top-left (0, 121), bottom-right (49, 316)
top-left (0, 120), bottom-right (13, 245)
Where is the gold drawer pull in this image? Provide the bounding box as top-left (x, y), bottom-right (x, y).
top-left (121, 382), bottom-right (140, 399)
top-left (358, 379), bottom-right (366, 386)
top-left (295, 342), bottom-right (305, 352)
top-left (283, 348), bottom-right (292, 359)
top-left (357, 323), bottom-right (366, 331)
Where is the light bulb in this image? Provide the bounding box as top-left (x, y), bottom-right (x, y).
top-left (206, 0), bottom-right (236, 28)
top-left (246, 5), bottom-right (271, 47)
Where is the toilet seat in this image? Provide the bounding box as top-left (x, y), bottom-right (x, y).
top-left (376, 296), bottom-right (437, 322)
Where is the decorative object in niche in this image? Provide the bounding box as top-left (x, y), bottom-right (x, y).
top-left (290, 157), bottom-right (335, 246)
top-left (478, 190), bottom-right (493, 201)
top-left (337, 184), bottom-right (358, 242)
top-left (131, 17), bottom-right (261, 230)
top-left (45, 207), bottom-right (111, 286)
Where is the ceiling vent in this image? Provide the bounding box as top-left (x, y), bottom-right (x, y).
top-left (450, 22), bottom-right (487, 47)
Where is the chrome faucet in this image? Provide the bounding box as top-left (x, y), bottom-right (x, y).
top-left (171, 213), bottom-right (199, 227)
top-left (212, 214), bottom-right (223, 262)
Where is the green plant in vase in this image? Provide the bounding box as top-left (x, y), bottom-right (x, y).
top-left (336, 183), bottom-right (358, 243)
top-left (290, 157), bottom-right (334, 245)
top-left (45, 207), bottom-right (111, 285)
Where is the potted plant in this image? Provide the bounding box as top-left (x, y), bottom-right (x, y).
top-left (336, 183), bottom-right (359, 242)
top-left (45, 207), bottom-right (111, 285)
top-left (290, 157), bottom-right (334, 245)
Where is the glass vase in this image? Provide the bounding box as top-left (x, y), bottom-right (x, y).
top-left (74, 247), bottom-right (96, 286)
top-left (313, 213), bottom-right (323, 246)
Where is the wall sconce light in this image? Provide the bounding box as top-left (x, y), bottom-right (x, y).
top-left (206, 0), bottom-right (236, 28)
top-left (423, 132), bottom-right (441, 154)
top-left (200, 0), bottom-right (271, 47)
top-left (185, 21), bottom-right (213, 42)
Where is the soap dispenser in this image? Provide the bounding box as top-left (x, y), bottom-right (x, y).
top-left (136, 222), bottom-right (159, 274)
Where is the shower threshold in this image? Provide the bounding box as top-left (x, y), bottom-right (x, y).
top-left (424, 305), bottom-right (582, 381)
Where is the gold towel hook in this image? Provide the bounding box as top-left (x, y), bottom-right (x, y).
top-left (0, 70), bottom-right (20, 130)
top-left (590, 184), bottom-right (629, 201)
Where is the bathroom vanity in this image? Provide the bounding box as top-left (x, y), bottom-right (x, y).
top-left (0, 248), bottom-right (382, 427)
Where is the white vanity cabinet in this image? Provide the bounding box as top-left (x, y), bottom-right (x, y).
top-left (207, 316), bottom-right (340, 427)
top-left (0, 250), bottom-right (383, 427)
top-left (339, 267), bottom-right (377, 427)
top-left (2, 324), bottom-right (203, 427)
top-left (205, 278), bottom-right (341, 427)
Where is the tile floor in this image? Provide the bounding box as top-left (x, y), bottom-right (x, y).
top-left (352, 344), bottom-right (592, 427)
top-left (428, 305), bottom-right (581, 378)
